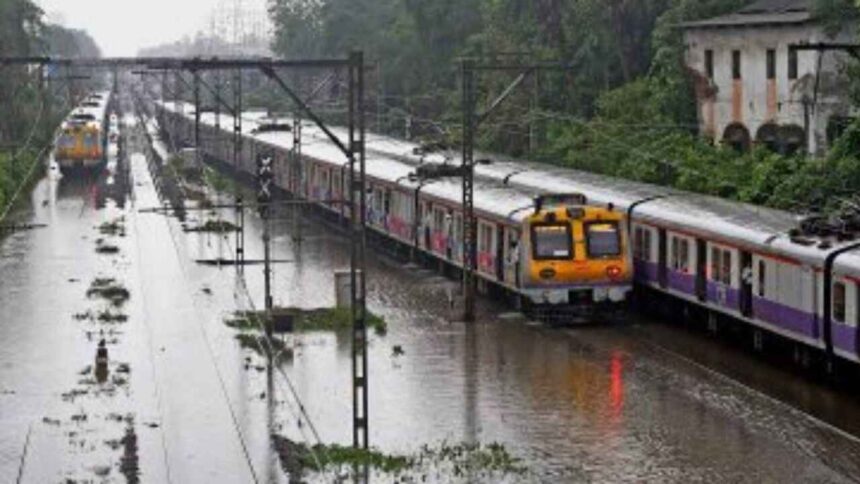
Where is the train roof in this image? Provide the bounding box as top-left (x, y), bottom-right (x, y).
top-left (159, 102), bottom-right (860, 253)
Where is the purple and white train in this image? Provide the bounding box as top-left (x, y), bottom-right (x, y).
top-left (155, 101), bottom-right (860, 368)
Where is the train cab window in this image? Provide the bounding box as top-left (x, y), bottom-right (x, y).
top-left (833, 281), bottom-right (846, 324)
top-left (586, 222), bottom-right (621, 258)
top-left (58, 134), bottom-right (76, 149)
top-left (532, 224), bottom-right (573, 260)
top-left (83, 133), bottom-right (98, 148)
top-left (670, 236), bottom-right (690, 273)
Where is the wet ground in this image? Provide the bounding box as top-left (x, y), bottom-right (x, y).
top-left (2, 106), bottom-right (860, 483)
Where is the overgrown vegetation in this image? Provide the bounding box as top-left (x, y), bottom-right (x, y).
top-left (268, 0), bottom-right (860, 214)
top-left (227, 307), bottom-right (387, 336)
top-left (272, 436), bottom-right (527, 481)
top-left (86, 278), bottom-right (131, 307)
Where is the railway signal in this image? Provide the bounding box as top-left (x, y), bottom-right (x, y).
top-left (257, 152), bottom-right (274, 218)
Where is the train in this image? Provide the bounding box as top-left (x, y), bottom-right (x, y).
top-left (54, 91), bottom-right (112, 175)
top-left (154, 101), bottom-right (859, 368)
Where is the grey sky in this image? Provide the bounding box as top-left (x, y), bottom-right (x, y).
top-left (35, 0), bottom-right (270, 57)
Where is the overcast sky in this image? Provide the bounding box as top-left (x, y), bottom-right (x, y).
top-left (35, 0), bottom-right (270, 57)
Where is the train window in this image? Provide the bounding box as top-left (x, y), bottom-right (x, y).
top-left (670, 236), bottom-right (689, 272)
top-left (710, 246), bottom-right (732, 284)
top-left (634, 227), bottom-right (651, 261)
top-left (532, 224), bottom-right (573, 260)
top-left (757, 260), bottom-right (766, 297)
top-left (833, 281), bottom-right (846, 324)
top-left (721, 249), bottom-right (732, 285)
top-left (586, 222), bottom-right (621, 258)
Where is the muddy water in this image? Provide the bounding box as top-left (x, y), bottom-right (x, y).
top-left (2, 114), bottom-right (860, 483)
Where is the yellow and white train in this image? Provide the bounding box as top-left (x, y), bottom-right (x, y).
top-left (54, 91), bottom-right (111, 175)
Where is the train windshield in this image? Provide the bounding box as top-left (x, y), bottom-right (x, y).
top-left (83, 132), bottom-right (98, 148)
top-left (586, 222), bottom-right (621, 258)
top-left (532, 224), bottom-right (572, 260)
top-left (57, 133), bottom-right (76, 148)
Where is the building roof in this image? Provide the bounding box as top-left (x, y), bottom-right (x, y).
top-left (681, 0), bottom-right (813, 29)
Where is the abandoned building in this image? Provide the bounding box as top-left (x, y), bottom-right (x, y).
top-left (682, 0), bottom-right (857, 156)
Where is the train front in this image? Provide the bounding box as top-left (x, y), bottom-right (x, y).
top-left (54, 121), bottom-right (104, 174)
top-left (521, 194), bottom-right (633, 321)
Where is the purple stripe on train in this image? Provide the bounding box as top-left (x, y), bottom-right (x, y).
top-left (752, 297), bottom-right (818, 339)
top-left (668, 270), bottom-right (695, 295)
top-left (634, 261), bottom-right (658, 283)
top-left (833, 323), bottom-right (859, 355)
top-left (632, 257), bottom-right (828, 344)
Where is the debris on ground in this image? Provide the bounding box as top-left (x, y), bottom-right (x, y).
top-left (98, 217), bottom-right (126, 237)
top-left (86, 278), bottom-right (130, 307)
top-left (183, 219), bottom-right (239, 233)
top-left (226, 307), bottom-right (387, 336)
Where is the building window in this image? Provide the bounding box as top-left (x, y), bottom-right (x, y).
top-left (833, 281), bottom-right (846, 324)
top-left (766, 49), bottom-right (776, 80)
top-left (788, 47), bottom-right (798, 80)
top-left (705, 49), bottom-right (714, 79)
top-left (732, 50), bottom-right (742, 80)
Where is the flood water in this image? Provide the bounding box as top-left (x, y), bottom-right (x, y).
top-left (2, 110), bottom-right (860, 483)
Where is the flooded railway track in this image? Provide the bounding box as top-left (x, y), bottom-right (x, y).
top-left (2, 103), bottom-right (860, 482)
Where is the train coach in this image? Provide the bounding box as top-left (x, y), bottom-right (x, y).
top-left (155, 101), bottom-right (859, 367)
top-left (157, 102), bottom-right (634, 318)
top-left (54, 91), bottom-right (112, 175)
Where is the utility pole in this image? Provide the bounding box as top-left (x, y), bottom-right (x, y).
top-left (348, 51), bottom-right (369, 450)
top-left (233, 68), bottom-right (245, 267)
top-left (461, 59), bottom-right (478, 322)
top-left (193, 68), bottom-right (201, 167)
top-left (257, 152), bottom-right (275, 342)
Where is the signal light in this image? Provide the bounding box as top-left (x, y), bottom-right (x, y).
top-left (606, 266), bottom-right (623, 279)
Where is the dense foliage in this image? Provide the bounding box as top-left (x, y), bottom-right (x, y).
top-left (268, 0), bottom-right (860, 214)
top-left (0, 0), bottom-right (100, 218)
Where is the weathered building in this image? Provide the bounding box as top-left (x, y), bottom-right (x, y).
top-left (682, 0), bottom-right (857, 155)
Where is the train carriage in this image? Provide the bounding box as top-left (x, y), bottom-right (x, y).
top-left (153, 100), bottom-right (860, 364)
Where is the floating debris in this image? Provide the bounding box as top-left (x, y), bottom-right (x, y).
top-left (95, 243), bottom-right (120, 255)
top-left (183, 219), bottom-right (239, 233)
top-left (98, 217), bottom-right (126, 237)
top-left (96, 310), bottom-right (128, 324)
top-left (226, 307), bottom-right (387, 336)
top-left (87, 278), bottom-right (130, 307)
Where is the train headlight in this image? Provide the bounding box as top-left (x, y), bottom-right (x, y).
top-left (539, 268), bottom-right (556, 280)
top-left (606, 266), bottom-right (623, 280)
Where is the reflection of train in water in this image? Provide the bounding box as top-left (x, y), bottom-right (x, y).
top-left (54, 91), bottom-right (111, 175)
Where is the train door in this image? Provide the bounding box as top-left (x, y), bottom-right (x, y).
top-left (658, 228), bottom-right (668, 288)
top-left (740, 251), bottom-right (753, 317)
top-left (496, 225), bottom-right (505, 282)
top-left (696, 239), bottom-right (707, 301)
top-left (504, 229), bottom-right (521, 287)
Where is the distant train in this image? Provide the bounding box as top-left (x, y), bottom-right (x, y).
top-left (55, 91), bottom-right (111, 175)
top-left (156, 102), bottom-right (859, 368)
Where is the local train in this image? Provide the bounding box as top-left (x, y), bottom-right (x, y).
top-left (155, 102), bottom-right (860, 367)
top-left (54, 91), bottom-right (112, 175)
